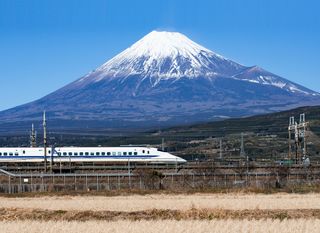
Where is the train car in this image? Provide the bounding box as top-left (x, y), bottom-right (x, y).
top-left (0, 146), bottom-right (186, 164)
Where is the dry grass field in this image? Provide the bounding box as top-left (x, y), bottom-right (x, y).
top-left (1, 193), bottom-right (320, 211)
top-left (1, 219), bottom-right (320, 233)
top-left (1, 193), bottom-right (320, 232)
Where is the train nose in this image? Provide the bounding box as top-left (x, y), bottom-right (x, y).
top-left (165, 152), bottom-right (187, 164)
top-left (180, 158), bottom-right (187, 163)
top-left (176, 156), bottom-right (187, 163)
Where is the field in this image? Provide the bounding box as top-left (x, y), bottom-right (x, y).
top-left (1, 193), bottom-right (320, 211)
top-left (1, 219), bottom-right (320, 233)
top-left (1, 193), bottom-right (320, 232)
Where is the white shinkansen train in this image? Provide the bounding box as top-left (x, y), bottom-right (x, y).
top-left (0, 112), bottom-right (186, 164)
top-left (0, 146), bottom-right (187, 164)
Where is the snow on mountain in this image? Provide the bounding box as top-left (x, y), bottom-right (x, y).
top-left (75, 31), bottom-right (317, 96)
top-left (77, 31), bottom-right (245, 83)
top-left (233, 66), bottom-right (318, 95)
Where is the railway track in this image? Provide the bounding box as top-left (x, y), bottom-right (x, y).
top-left (0, 160), bottom-right (316, 174)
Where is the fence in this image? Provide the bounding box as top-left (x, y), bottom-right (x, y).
top-left (0, 167), bottom-right (319, 193)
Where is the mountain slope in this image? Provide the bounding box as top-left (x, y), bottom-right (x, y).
top-left (81, 31), bottom-right (245, 81)
top-left (0, 31), bottom-right (319, 132)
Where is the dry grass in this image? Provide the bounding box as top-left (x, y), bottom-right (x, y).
top-left (1, 219), bottom-right (320, 233)
top-left (1, 193), bottom-right (320, 232)
top-left (1, 208), bottom-right (320, 221)
top-left (1, 193), bottom-right (320, 211)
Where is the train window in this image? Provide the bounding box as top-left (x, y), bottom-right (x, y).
top-left (142, 150), bottom-right (145, 153)
top-left (0, 152), bottom-right (2, 156)
top-left (90, 152), bottom-right (94, 156)
top-left (107, 152), bottom-right (111, 156)
top-left (9, 152), bottom-right (13, 156)
top-left (15, 152), bottom-right (18, 156)
top-left (74, 152), bottom-right (78, 156)
top-left (147, 151), bottom-right (150, 154)
top-left (63, 152), bottom-right (67, 156)
top-left (58, 152), bottom-right (61, 156)
top-left (48, 150), bottom-right (51, 154)
top-left (23, 150), bottom-right (25, 154)
top-left (4, 152), bottom-right (7, 156)
top-left (96, 152), bottom-right (100, 156)
top-left (101, 152), bottom-right (105, 155)
top-left (79, 152), bottom-right (83, 156)
top-left (118, 152), bottom-right (121, 156)
top-left (85, 152), bottom-right (89, 156)
top-left (112, 152), bottom-right (116, 156)
top-left (123, 152), bottom-right (127, 155)
top-left (68, 152), bottom-right (72, 156)
top-left (134, 152), bottom-right (138, 155)
top-left (128, 152), bottom-right (132, 155)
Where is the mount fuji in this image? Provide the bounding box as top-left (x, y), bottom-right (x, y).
top-left (1, 31), bottom-right (319, 132)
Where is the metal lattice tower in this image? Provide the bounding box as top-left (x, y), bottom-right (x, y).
top-left (288, 113), bottom-right (308, 164)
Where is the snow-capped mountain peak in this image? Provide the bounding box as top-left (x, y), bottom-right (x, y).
top-left (74, 30), bottom-right (318, 96)
top-left (86, 31), bottom-right (244, 81)
top-left (113, 30), bottom-right (212, 60)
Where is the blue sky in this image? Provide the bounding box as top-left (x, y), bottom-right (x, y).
top-left (0, 0), bottom-right (319, 111)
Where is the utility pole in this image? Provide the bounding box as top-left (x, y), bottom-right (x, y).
top-left (210, 137), bottom-right (214, 169)
top-left (43, 111), bottom-right (47, 172)
top-left (30, 123), bottom-right (37, 147)
top-left (50, 144), bottom-right (55, 173)
top-left (161, 138), bottom-right (165, 151)
top-left (288, 116), bottom-right (295, 160)
top-left (128, 158), bottom-right (131, 189)
top-left (240, 133), bottom-right (245, 158)
top-left (300, 113), bottom-right (307, 160)
top-left (219, 139), bottom-right (223, 159)
top-left (294, 122), bottom-right (299, 163)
